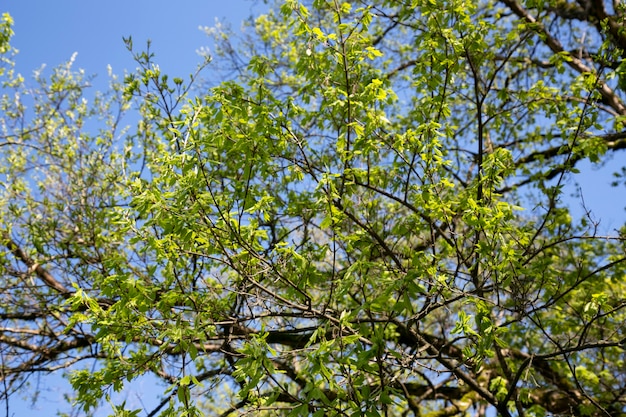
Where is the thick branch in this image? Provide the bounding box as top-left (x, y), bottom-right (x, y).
top-left (500, 0), bottom-right (626, 115)
top-left (2, 232), bottom-right (70, 295)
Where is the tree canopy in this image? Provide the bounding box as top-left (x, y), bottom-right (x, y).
top-left (1, 0), bottom-right (626, 415)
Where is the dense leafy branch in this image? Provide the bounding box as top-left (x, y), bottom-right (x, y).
top-left (1, 2), bottom-right (626, 416)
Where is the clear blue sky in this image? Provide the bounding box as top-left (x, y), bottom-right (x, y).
top-left (6, 0), bottom-right (262, 82)
top-left (3, 2), bottom-right (263, 416)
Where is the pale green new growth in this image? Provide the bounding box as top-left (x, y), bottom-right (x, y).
top-left (1, 1), bottom-right (626, 416)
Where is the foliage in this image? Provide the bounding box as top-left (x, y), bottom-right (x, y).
top-left (1, 1), bottom-right (626, 416)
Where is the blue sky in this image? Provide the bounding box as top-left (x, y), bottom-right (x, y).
top-left (6, 1), bottom-right (261, 83)
top-left (3, 2), bottom-right (264, 416)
